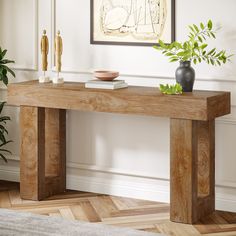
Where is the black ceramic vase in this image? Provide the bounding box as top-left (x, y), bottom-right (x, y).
top-left (175, 61), bottom-right (195, 92)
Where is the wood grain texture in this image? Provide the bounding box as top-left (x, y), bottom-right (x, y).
top-left (44, 108), bottom-right (66, 197)
top-left (8, 80), bottom-right (231, 224)
top-left (1, 181), bottom-right (236, 236)
top-left (20, 106), bottom-right (45, 200)
top-left (170, 119), bottom-right (215, 224)
top-left (45, 108), bottom-right (59, 177)
top-left (7, 80), bottom-right (230, 121)
top-left (20, 106), bottom-right (66, 200)
top-left (170, 119), bottom-right (198, 224)
top-left (197, 120), bottom-right (215, 221)
top-left (197, 120), bottom-right (215, 198)
top-left (45, 108), bottom-right (66, 179)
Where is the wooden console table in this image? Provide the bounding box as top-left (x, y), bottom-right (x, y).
top-left (7, 80), bottom-right (230, 224)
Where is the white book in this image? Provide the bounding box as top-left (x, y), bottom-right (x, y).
top-left (87, 79), bottom-right (125, 85)
top-left (85, 82), bottom-right (128, 90)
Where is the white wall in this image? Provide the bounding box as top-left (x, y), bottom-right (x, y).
top-left (1, 0), bottom-right (236, 212)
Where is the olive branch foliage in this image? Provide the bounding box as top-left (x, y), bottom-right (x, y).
top-left (154, 20), bottom-right (233, 66)
top-left (159, 83), bottom-right (183, 95)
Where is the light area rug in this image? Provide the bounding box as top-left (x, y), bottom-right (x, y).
top-left (0, 209), bottom-right (165, 236)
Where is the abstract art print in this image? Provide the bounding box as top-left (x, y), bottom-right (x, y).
top-left (90, 0), bottom-right (175, 46)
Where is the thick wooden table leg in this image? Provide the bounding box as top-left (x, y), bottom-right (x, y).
top-left (20, 106), bottom-right (66, 200)
top-left (170, 118), bottom-right (215, 224)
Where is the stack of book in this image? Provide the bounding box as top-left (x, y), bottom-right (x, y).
top-left (85, 79), bottom-right (128, 90)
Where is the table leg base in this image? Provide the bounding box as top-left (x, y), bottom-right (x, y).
top-left (20, 106), bottom-right (66, 201)
top-left (170, 119), bottom-right (215, 224)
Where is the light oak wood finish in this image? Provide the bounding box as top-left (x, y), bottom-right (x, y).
top-left (8, 81), bottom-right (230, 120)
top-left (7, 80), bottom-right (231, 224)
top-left (20, 106), bottom-right (66, 200)
top-left (170, 119), bottom-right (215, 224)
top-left (1, 181), bottom-right (236, 236)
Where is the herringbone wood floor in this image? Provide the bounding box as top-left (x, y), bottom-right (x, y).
top-left (1, 181), bottom-right (236, 236)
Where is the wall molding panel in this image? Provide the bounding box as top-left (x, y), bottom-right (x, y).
top-left (68, 162), bottom-right (236, 190)
top-left (67, 162), bottom-right (169, 181)
top-left (10, 0), bottom-right (38, 71)
top-left (2, 158), bottom-right (236, 190)
top-left (0, 164), bottom-right (19, 182)
top-left (50, 0), bottom-right (56, 70)
top-left (56, 69), bottom-right (236, 85)
top-left (52, 69), bottom-right (236, 85)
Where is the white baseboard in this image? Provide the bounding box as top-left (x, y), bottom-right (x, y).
top-left (1, 164), bottom-right (236, 213)
top-left (66, 174), bottom-right (170, 203)
top-left (66, 174), bottom-right (236, 213)
top-left (0, 164), bottom-right (19, 182)
top-left (216, 195), bottom-right (236, 213)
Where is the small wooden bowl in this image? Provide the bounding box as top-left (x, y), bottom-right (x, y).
top-left (94, 71), bottom-right (119, 81)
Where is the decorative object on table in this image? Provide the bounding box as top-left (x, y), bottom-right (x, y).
top-left (90, 0), bottom-right (175, 46)
top-left (0, 47), bottom-right (14, 162)
top-left (85, 79), bottom-right (128, 90)
top-left (53, 30), bottom-right (64, 84)
top-left (175, 60), bottom-right (195, 92)
top-left (94, 70), bottom-right (119, 81)
top-left (154, 20), bottom-right (233, 92)
top-left (159, 83), bottom-right (183, 95)
top-left (39, 30), bottom-right (50, 83)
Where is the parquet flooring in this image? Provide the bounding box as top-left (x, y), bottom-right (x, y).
top-left (1, 180), bottom-right (236, 236)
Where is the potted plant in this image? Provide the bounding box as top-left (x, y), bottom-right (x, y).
top-left (154, 20), bottom-right (233, 92)
top-left (0, 47), bottom-right (15, 162)
top-left (0, 102), bottom-right (12, 162)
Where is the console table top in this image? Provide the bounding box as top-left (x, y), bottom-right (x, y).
top-left (7, 80), bottom-right (230, 121)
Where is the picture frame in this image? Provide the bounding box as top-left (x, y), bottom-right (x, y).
top-left (90, 0), bottom-right (175, 46)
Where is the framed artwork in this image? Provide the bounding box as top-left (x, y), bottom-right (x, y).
top-left (90, 0), bottom-right (175, 46)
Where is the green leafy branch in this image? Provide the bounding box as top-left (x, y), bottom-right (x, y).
top-left (153, 20), bottom-right (233, 65)
top-left (0, 102), bottom-right (12, 162)
top-left (0, 47), bottom-right (15, 86)
top-left (159, 83), bottom-right (183, 95)
top-left (0, 47), bottom-right (14, 162)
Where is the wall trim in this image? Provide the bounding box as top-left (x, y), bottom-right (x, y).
top-left (2, 159), bottom-right (236, 190)
top-left (216, 118), bottom-right (236, 126)
top-left (1, 164), bottom-right (236, 212)
top-left (11, 66), bottom-right (38, 72)
top-left (4, 155), bottom-right (20, 162)
top-left (50, 0), bottom-right (55, 69)
top-left (216, 194), bottom-right (236, 213)
top-left (67, 174), bottom-right (236, 213)
top-left (68, 162), bottom-right (236, 190)
top-left (66, 174), bottom-right (170, 203)
top-left (51, 68), bottom-right (236, 84)
top-left (10, 0), bottom-right (38, 71)
top-left (67, 162), bottom-right (169, 181)
top-left (0, 164), bottom-right (19, 182)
